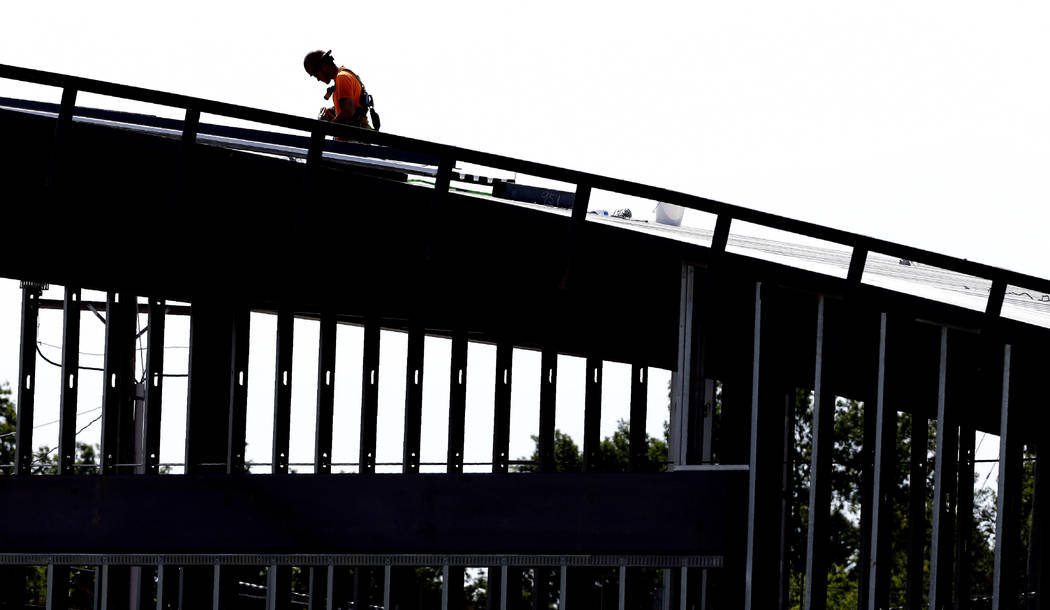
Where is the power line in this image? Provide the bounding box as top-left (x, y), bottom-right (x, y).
top-left (0, 406), bottom-right (104, 440)
top-left (37, 340), bottom-right (190, 355)
top-left (35, 341), bottom-right (188, 377)
top-left (36, 343), bottom-right (104, 372)
top-left (34, 410), bottom-right (104, 464)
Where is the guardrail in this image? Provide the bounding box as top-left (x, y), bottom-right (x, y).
top-left (3, 62), bottom-right (1048, 316)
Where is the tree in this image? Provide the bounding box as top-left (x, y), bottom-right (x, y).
top-left (516, 420), bottom-right (668, 474)
top-left (1, 382), bottom-right (16, 470)
top-left (786, 393), bottom-right (1000, 609)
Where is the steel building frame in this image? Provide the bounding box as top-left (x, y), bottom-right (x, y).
top-left (1, 63), bottom-right (1049, 609)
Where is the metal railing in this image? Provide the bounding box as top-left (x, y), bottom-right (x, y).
top-left (3, 62), bottom-right (1049, 316)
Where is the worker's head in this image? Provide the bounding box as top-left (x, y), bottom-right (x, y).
top-left (303, 50), bottom-right (337, 84)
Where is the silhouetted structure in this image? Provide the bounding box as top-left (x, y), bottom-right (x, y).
top-left (1, 64), bottom-right (1049, 609)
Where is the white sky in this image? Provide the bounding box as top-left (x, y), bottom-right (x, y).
top-left (2, 1), bottom-right (1047, 481)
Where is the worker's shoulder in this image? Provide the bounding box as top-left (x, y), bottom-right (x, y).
top-left (336, 67), bottom-right (360, 82)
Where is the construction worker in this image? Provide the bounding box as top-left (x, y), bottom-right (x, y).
top-left (303, 49), bottom-right (380, 130)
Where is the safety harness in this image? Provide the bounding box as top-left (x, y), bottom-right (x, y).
top-left (326, 66), bottom-right (381, 131)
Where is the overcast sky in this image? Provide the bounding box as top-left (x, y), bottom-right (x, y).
top-left (2, 2), bottom-right (1047, 475)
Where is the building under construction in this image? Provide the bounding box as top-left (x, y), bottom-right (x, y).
top-left (1, 63), bottom-right (1050, 609)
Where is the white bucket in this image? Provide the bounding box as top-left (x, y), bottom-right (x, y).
top-left (653, 202), bottom-right (685, 226)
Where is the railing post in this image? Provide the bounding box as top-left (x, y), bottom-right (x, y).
top-left (47, 86), bottom-right (78, 187)
top-left (711, 214), bottom-right (732, 253)
top-left (848, 248), bottom-right (868, 283)
top-left (434, 157), bottom-right (454, 194)
top-left (182, 108), bottom-right (200, 146)
top-left (986, 278), bottom-right (1007, 318)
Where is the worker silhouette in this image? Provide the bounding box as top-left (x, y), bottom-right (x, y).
top-left (303, 49), bottom-right (380, 131)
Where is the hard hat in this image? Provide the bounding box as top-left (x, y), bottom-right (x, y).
top-left (303, 50), bottom-right (333, 74)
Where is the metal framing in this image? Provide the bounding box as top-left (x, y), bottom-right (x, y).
top-left (273, 308), bottom-right (293, 474)
top-left (185, 302), bottom-right (233, 475)
top-left (492, 342), bottom-right (512, 474)
top-left (57, 286), bottom-right (81, 475)
top-left (3, 63), bottom-right (1050, 609)
top-left (539, 347), bottom-right (558, 473)
top-left (955, 423), bottom-right (976, 609)
top-left (804, 295), bottom-right (834, 610)
top-left (629, 363), bottom-right (648, 471)
top-left (359, 318), bottom-right (380, 474)
top-left (447, 330), bottom-right (467, 474)
top-left (583, 357), bottom-right (602, 472)
top-left (671, 264), bottom-right (695, 467)
top-left (143, 298), bottom-right (166, 475)
top-left (100, 290), bottom-right (136, 475)
top-left (404, 323), bottom-right (424, 474)
top-left (315, 311), bottom-right (336, 474)
top-left (929, 327), bottom-right (957, 609)
top-left (993, 344), bottom-right (1021, 610)
top-left (865, 312), bottom-right (894, 610)
top-left (14, 285), bottom-right (40, 475)
top-left (227, 306), bottom-right (250, 474)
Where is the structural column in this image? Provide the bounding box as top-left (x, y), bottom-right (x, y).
top-left (359, 318), bottom-right (380, 474)
top-left (493, 342), bottom-right (512, 473)
top-left (14, 283), bottom-right (41, 475)
top-left (143, 298), bottom-right (166, 475)
top-left (226, 305), bottom-right (250, 474)
top-left (745, 282), bottom-right (789, 610)
top-left (929, 327), bottom-right (957, 610)
top-left (993, 344), bottom-right (1022, 610)
top-left (582, 357), bottom-right (602, 471)
top-left (403, 323), bottom-right (424, 474)
top-left (865, 313), bottom-right (895, 610)
top-left (538, 348), bottom-right (557, 473)
top-left (447, 330), bottom-right (467, 474)
top-left (955, 423), bottom-right (976, 610)
top-left (804, 295), bottom-right (835, 610)
top-left (185, 300), bottom-right (233, 474)
top-left (100, 290), bottom-right (137, 475)
top-left (272, 308), bottom-right (293, 474)
top-left (57, 286), bottom-right (81, 475)
top-left (629, 363), bottom-right (648, 471)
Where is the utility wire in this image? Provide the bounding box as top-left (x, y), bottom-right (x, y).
top-left (136, 312), bottom-right (146, 383)
top-left (37, 340), bottom-right (189, 355)
top-left (0, 406), bottom-right (104, 440)
top-left (34, 411), bottom-right (104, 464)
top-left (36, 343), bottom-right (104, 372)
top-left (35, 341), bottom-right (188, 377)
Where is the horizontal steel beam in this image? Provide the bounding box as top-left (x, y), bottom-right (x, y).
top-left (0, 554), bottom-right (723, 569)
top-left (0, 472), bottom-right (744, 556)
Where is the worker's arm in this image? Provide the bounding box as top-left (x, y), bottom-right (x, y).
top-left (332, 97), bottom-right (356, 124)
